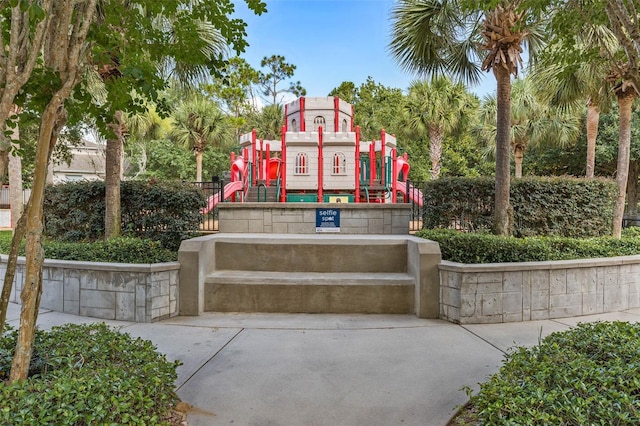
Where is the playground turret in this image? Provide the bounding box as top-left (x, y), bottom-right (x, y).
top-left (217, 96), bottom-right (423, 207)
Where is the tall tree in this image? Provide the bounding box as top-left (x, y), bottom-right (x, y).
top-left (530, 26), bottom-right (616, 178)
top-left (389, 0), bottom-right (544, 235)
top-left (205, 56), bottom-right (260, 138)
top-left (9, 0), bottom-right (98, 382)
top-left (258, 54), bottom-right (306, 105)
top-left (125, 103), bottom-right (171, 178)
top-left (169, 96), bottom-right (231, 182)
top-left (476, 77), bottom-right (580, 178)
top-left (330, 77), bottom-right (405, 141)
top-left (87, 0), bottom-right (266, 239)
top-left (403, 77), bottom-right (475, 179)
top-left (0, 1), bottom-right (52, 174)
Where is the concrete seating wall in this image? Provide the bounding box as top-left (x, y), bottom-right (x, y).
top-left (2, 256), bottom-right (180, 322)
top-left (178, 234), bottom-right (442, 318)
top-left (440, 256), bottom-right (640, 324)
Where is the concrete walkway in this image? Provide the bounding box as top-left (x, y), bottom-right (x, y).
top-left (6, 302), bottom-right (640, 426)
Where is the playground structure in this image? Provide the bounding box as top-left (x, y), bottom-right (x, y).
top-left (203, 96), bottom-right (423, 213)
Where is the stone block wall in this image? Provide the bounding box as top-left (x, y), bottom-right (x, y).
top-left (218, 203), bottom-right (410, 234)
top-left (439, 256), bottom-right (640, 324)
top-left (2, 256), bottom-right (180, 322)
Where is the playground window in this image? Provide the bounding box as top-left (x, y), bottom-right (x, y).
top-left (313, 115), bottom-right (325, 131)
top-left (342, 119), bottom-right (348, 132)
top-left (332, 152), bottom-right (347, 175)
top-left (294, 152), bottom-right (309, 175)
top-left (291, 119), bottom-right (298, 132)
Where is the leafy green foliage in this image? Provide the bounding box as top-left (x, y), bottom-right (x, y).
top-left (422, 176), bottom-right (617, 237)
top-left (0, 323), bottom-right (180, 425)
top-left (43, 180), bottom-right (205, 251)
top-left (470, 322), bottom-right (640, 425)
top-left (418, 228), bottom-right (640, 263)
top-left (0, 232), bottom-right (176, 263)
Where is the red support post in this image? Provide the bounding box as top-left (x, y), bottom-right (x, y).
top-left (300, 97), bottom-right (306, 132)
top-left (280, 126), bottom-right (287, 202)
top-left (265, 143), bottom-right (271, 187)
top-left (369, 141), bottom-right (375, 187)
top-left (318, 126), bottom-right (323, 202)
top-left (259, 138), bottom-right (264, 181)
top-left (381, 130), bottom-right (386, 187)
top-left (391, 148), bottom-right (397, 203)
top-left (284, 104), bottom-right (288, 132)
top-left (251, 129), bottom-right (257, 186)
top-left (230, 151), bottom-right (236, 202)
top-left (334, 96), bottom-right (339, 132)
top-left (355, 126), bottom-right (361, 203)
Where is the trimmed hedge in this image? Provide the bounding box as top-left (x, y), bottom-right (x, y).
top-left (0, 323), bottom-right (180, 425)
top-left (417, 228), bottom-right (640, 263)
top-left (44, 180), bottom-right (206, 251)
top-left (0, 232), bottom-right (177, 263)
top-left (468, 322), bottom-right (640, 425)
top-left (422, 177), bottom-right (617, 237)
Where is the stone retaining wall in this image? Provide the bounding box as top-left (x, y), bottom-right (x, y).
top-left (2, 255), bottom-right (180, 322)
top-left (218, 203), bottom-right (410, 234)
top-left (439, 256), bottom-right (640, 324)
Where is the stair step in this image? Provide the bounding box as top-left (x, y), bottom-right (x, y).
top-left (204, 271), bottom-right (415, 314)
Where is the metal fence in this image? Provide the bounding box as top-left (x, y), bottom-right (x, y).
top-left (193, 178), bottom-right (225, 232)
top-left (404, 180), bottom-right (426, 233)
top-left (192, 178), bottom-right (427, 234)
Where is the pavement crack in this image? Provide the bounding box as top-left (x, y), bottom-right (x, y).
top-left (176, 327), bottom-right (245, 391)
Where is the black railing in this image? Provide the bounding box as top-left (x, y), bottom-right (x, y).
top-left (193, 177), bottom-right (225, 232)
top-left (193, 177), bottom-right (427, 234)
top-left (404, 179), bottom-right (426, 233)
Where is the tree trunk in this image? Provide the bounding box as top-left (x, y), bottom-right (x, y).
top-left (196, 149), bottom-right (203, 182)
top-left (105, 111), bottom-right (125, 240)
top-left (627, 160), bottom-right (639, 216)
top-left (0, 106), bottom-right (26, 336)
top-left (0, 204), bottom-right (28, 337)
top-left (8, 0), bottom-right (97, 383)
top-left (9, 102), bottom-right (65, 381)
top-left (585, 102), bottom-right (600, 178)
top-left (514, 144), bottom-right (524, 179)
top-left (428, 124), bottom-right (443, 180)
top-left (493, 66), bottom-right (513, 236)
top-left (5, 104), bottom-right (23, 228)
top-left (612, 92), bottom-right (635, 238)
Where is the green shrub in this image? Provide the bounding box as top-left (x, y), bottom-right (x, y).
top-left (470, 322), bottom-right (640, 425)
top-left (418, 229), bottom-right (640, 263)
top-left (44, 180), bottom-right (206, 251)
top-left (422, 177), bottom-right (617, 237)
top-left (0, 323), bottom-right (180, 425)
top-left (0, 232), bottom-right (177, 263)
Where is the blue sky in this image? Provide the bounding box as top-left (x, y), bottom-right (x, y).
top-left (233, 0), bottom-right (496, 102)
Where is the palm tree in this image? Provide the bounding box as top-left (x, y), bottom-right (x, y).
top-left (530, 27), bottom-right (616, 178)
top-left (94, 6), bottom-right (227, 239)
top-left (169, 96), bottom-right (231, 182)
top-left (389, 0), bottom-right (544, 235)
top-left (403, 77), bottom-right (476, 179)
top-left (125, 103), bottom-right (172, 178)
top-left (476, 77), bottom-right (581, 178)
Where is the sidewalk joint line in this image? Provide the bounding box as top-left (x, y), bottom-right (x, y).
top-left (176, 327), bottom-right (245, 391)
top-left (459, 325), bottom-right (507, 355)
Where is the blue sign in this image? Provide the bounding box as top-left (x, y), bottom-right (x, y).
top-left (316, 208), bottom-right (340, 233)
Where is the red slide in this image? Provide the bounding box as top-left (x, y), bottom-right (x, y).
top-left (201, 180), bottom-right (244, 214)
top-left (396, 181), bottom-right (424, 207)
